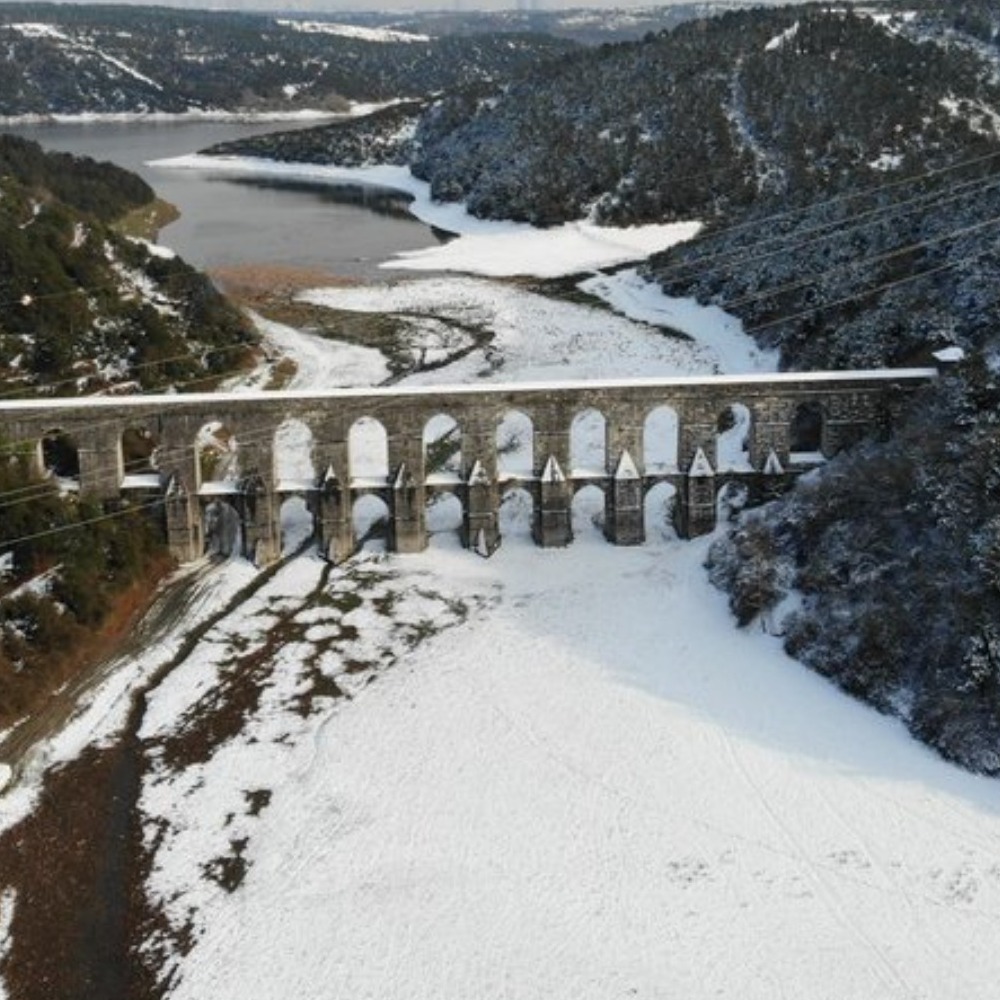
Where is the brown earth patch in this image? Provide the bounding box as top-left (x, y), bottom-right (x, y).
top-left (0, 741), bottom-right (172, 1000)
top-left (211, 263), bottom-right (359, 305)
top-left (213, 263), bottom-right (415, 375)
top-left (0, 552), bottom-right (175, 756)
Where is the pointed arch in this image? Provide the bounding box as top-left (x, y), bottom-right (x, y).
top-left (643, 405), bottom-right (679, 473)
top-left (349, 416), bottom-right (389, 485)
top-left (497, 409), bottom-right (534, 480)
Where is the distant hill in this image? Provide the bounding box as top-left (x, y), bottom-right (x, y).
top-left (0, 2), bottom-right (578, 118)
top-left (340, 3), bottom-right (783, 46)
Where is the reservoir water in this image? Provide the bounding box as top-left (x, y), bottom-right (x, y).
top-left (3, 119), bottom-right (444, 278)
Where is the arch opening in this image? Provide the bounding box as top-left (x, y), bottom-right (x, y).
top-left (352, 494), bottom-right (390, 551)
top-left (497, 410), bottom-right (534, 480)
top-left (644, 482), bottom-right (678, 545)
top-left (424, 414), bottom-right (462, 483)
top-left (498, 486), bottom-right (534, 544)
top-left (789, 401), bottom-right (824, 457)
top-left (426, 491), bottom-right (463, 548)
top-left (275, 418), bottom-right (316, 488)
top-left (196, 421), bottom-right (239, 489)
top-left (570, 408), bottom-right (606, 477)
top-left (203, 498), bottom-right (242, 558)
top-left (121, 426), bottom-right (159, 477)
top-left (716, 481), bottom-right (749, 525)
top-left (571, 484), bottom-right (605, 542)
top-left (280, 496), bottom-right (314, 555)
top-left (349, 417), bottom-right (389, 485)
top-left (643, 405), bottom-right (679, 474)
top-left (716, 403), bottom-right (752, 472)
top-left (40, 430), bottom-right (80, 482)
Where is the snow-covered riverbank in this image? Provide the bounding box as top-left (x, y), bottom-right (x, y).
top-left (154, 152), bottom-right (777, 377)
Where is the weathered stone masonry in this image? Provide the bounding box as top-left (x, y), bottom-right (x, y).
top-left (0, 370), bottom-right (936, 564)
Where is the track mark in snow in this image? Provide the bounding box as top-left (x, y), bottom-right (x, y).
top-left (715, 727), bottom-right (922, 998)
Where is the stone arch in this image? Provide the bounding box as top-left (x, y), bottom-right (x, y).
top-left (274, 418), bottom-right (315, 487)
top-left (352, 493), bottom-right (390, 550)
top-left (425, 491), bottom-right (463, 547)
top-left (279, 496), bottom-right (314, 555)
top-left (203, 498), bottom-right (242, 558)
top-left (571, 483), bottom-right (605, 541)
top-left (423, 413), bottom-right (462, 482)
top-left (498, 485), bottom-right (534, 543)
top-left (789, 401), bottom-right (824, 455)
top-left (570, 407), bottom-right (607, 476)
top-left (349, 416), bottom-right (389, 484)
top-left (496, 409), bottom-right (533, 480)
top-left (716, 403), bottom-right (752, 472)
top-left (643, 482), bottom-right (677, 544)
top-left (121, 425), bottom-right (159, 476)
top-left (643, 404), bottom-right (679, 473)
top-left (196, 420), bottom-right (239, 488)
top-left (40, 429), bottom-right (80, 482)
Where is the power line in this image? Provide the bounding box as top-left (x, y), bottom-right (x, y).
top-left (649, 147), bottom-right (1000, 277)
top-left (656, 169), bottom-right (1000, 288)
top-left (0, 497), bottom-right (164, 549)
top-left (718, 212), bottom-right (1000, 315)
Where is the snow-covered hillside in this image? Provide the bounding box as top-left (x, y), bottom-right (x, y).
top-left (0, 5), bottom-right (576, 119)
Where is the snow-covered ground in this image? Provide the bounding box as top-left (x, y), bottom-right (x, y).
top-left (141, 536), bottom-right (1000, 1000)
top-left (297, 276), bottom-right (719, 383)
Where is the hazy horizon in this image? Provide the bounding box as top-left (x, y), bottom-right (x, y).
top-left (0, 0), bottom-right (806, 16)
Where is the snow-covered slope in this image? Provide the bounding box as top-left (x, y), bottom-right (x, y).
top-left (142, 538), bottom-right (1000, 1000)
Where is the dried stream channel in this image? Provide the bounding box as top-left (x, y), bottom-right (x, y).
top-left (4, 120), bottom-right (445, 277)
top-left (0, 545), bottom-right (327, 1000)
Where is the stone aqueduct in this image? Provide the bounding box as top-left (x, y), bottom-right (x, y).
top-left (0, 370), bottom-right (936, 564)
